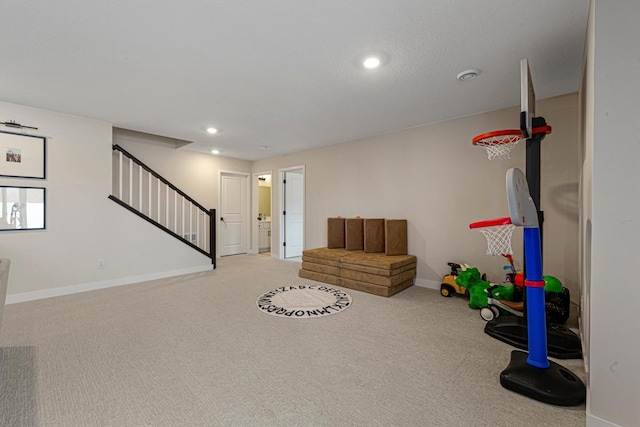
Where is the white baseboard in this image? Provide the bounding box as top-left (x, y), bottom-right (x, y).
top-left (587, 414), bottom-right (622, 427)
top-left (6, 264), bottom-right (214, 305)
top-left (414, 278), bottom-right (440, 290)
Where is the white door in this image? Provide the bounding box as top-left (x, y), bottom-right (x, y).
top-left (220, 172), bottom-right (248, 256)
top-left (282, 168), bottom-right (304, 258)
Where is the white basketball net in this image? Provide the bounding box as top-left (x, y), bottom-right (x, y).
top-left (475, 224), bottom-right (516, 256)
top-left (475, 134), bottom-right (523, 160)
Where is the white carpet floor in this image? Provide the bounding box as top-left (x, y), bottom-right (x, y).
top-left (0, 254), bottom-right (586, 426)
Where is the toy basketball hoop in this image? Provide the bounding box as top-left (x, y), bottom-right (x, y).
top-left (469, 217), bottom-right (515, 256)
top-left (472, 125), bottom-right (552, 160)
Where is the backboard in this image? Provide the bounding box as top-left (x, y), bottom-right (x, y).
top-left (506, 167), bottom-right (538, 227)
top-left (520, 58), bottom-right (535, 139)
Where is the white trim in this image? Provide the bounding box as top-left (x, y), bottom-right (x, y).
top-left (414, 278), bottom-right (440, 290)
top-left (252, 170), bottom-right (273, 254)
top-left (6, 264), bottom-right (213, 305)
top-left (587, 414), bottom-right (621, 427)
top-left (219, 170), bottom-right (250, 257)
top-left (279, 165), bottom-right (305, 260)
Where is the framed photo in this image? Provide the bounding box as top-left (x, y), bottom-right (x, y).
top-left (0, 130), bottom-right (46, 179)
top-left (0, 186), bottom-right (46, 231)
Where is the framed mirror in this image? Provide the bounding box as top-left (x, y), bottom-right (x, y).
top-left (0, 186), bottom-right (46, 231)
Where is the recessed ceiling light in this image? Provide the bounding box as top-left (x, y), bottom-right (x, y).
top-left (457, 69), bottom-right (480, 81)
top-left (260, 145), bottom-right (269, 150)
top-left (363, 56), bottom-right (381, 69)
top-left (211, 149), bottom-right (220, 155)
top-left (207, 127), bottom-right (218, 134)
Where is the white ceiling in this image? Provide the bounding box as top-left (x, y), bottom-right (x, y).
top-left (1, 0), bottom-right (589, 161)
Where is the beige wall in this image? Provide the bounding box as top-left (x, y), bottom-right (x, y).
top-left (0, 95), bottom-right (579, 302)
top-left (582, 1), bottom-right (640, 425)
top-left (0, 101), bottom-right (216, 298)
top-left (580, 0), bottom-right (595, 416)
top-left (114, 131), bottom-right (251, 211)
top-left (253, 93), bottom-right (581, 298)
top-left (0, 101), bottom-right (252, 300)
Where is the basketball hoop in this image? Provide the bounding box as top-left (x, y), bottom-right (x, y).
top-left (472, 129), bottom-right (523, 160)
top-left (469, 217), bottom-right (515, 256)
top-left (472, 125), bottom-right (552, 160)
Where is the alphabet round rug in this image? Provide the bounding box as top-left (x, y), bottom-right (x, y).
top-left (257, 285), bottom-right (352, 318)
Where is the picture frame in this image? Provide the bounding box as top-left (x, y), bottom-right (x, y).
top-left (0, 130), bottom-right (46, 179)
top-left (0, 186), bottom-right (46, 231)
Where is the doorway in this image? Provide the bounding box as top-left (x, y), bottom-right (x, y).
top-left (254, 172), bottom-right (272, 256)
top-left (219, 171), bottom-right (249, 256)
top-left (279, 166), bottom-right (305, 259)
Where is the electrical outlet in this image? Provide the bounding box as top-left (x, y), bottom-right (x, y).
top-left (98, 259), bottom-right (105, 269)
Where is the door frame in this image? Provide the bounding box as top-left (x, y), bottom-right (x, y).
top-left (218, 170), bottom-right (250, 257)
top-left (279, 165), bottom-right (305, 259)
top-left (252, 170), bottom-right (273, 255)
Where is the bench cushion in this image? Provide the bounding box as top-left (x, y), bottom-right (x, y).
top-left (364, 218), bottom-right (385, 253)
top-left (345, 218), bottom-right (364, 251)
top-left (298, 269), bottom-right (339, 286)
top-left (340, 261), bottom-right (416, 277)
top-left (339, 252), bottom-right (416, 270)
top-left (301, 255), bottom-right (339, 268)
top-left (385, 219), bottom-right (408, 256)
top-left (338, 277), bottom-right (414, 297)
top-left (302, 247), bottom-right (348, 262)
top-left (340, 268), bottom-right (416, 287)
top-left (301, 261), bottom-right (339, 276)
top-left (327, 217), bottom-right (346, 248)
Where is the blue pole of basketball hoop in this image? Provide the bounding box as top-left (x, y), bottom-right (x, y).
top-left (506, 167), bottom-right (549, 368)
top-left (522, 227), bottom-right (549, 368)
top-left (499, 167), bottom-right (585, 406)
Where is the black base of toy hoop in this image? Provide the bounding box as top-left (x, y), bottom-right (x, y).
top-left (484, 317), bottom-right (582, 359)
top-left (500, 350), bottom-right (586, 406)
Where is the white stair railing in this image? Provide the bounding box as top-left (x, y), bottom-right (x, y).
top-left (110, 144), bottom-right (215, 265)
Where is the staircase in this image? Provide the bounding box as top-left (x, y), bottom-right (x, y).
top-left (109, 144), bottom-right (216, 268)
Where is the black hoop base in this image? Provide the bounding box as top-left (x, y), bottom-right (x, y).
top-left (484, 317), bottom-right (582, 359)
top-left (500, 350), bottom-right (586, 406)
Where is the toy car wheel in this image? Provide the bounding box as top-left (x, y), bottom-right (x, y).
top-left (490, 305), bottom-right (500, 319)
top-left (464, 289), bottom-right (470, 299)
top-left (480, 307), bottom-right (495, 321)
top-left (440, 284), bottom-right (453, 297)
top-left (440, 284), bottom-right (454, 297)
